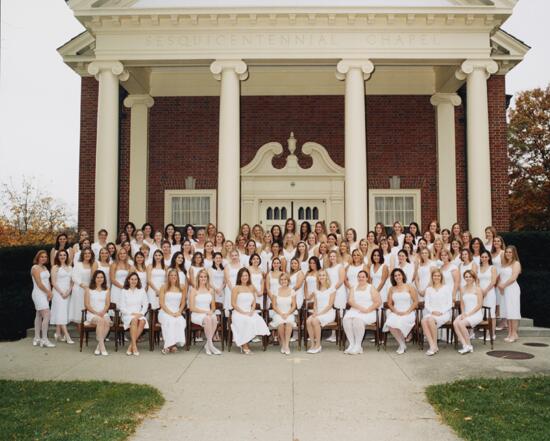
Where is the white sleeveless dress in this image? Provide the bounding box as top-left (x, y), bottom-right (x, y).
top-left (416, 262), bottom-right (437, 298)
top-left (283, 248), bottom-right (295, 272)
top-left (441, 263), bottom-right (458, 300)
top-left (478, 266), bottom-right (496, 317)
top-left (224, 264), bottom-right (243, 310)
top-left (250, 271), bottom-right (264, 305)
top-left (147, 268), bottom-right (166, 309)
top-left (260, 250), bottom-right (272, 274)
top-left (459, 262), bottom-right (474, 287)
top-left (191, 291), bottom-right (214, 325)
top-left (345, 285), bottom-right (377, 325)
top-left (268, 273), bottom-right (280, 297)
top-left (305, 274), bottom-right (317, 300)
top-left (383, 289), bottom-right (416, 336)
top-left (270, 291), bottom-right (297, 328)
top-left (370, 264), bottom-right (388, 303)
top-left (314, 289), bottom-right (336, 326)
top-left (398, 262), bottom-right (415, 286)
top-left (423, 285), bottom-right (452, 328)
top-left (209, 268), bottom-right (225, 305)
top-left (289, 272), bottom-right (304, 309)
top-left (69, 262), bottom-right (91, 322)
top-left (326, 264), bottom-right (347, 309)
top-left (85, 289), bottom-right (111, 324)
top-left (158, 290), bottom-right (186, 348)
top-left (31, 267), bottom-right (51, 311)
top-left (231, 291), bottom-right (270, 346)
top-left (462, 291), bottom-right (483, 327)
top-left (96, 263), bottom-right (111, 287)
top-left (346, 265), bottom-right (363, 289)
top-left (110, 268), bottom-right (129, 306)
top-left (136, 270), bottom-right (148, 293)
top-left (500, 265), bottom-right (521, 320)
top-left (51, 266), bottom-right (72, 325)
top-left (119, 288), bottom-right (149, 330)
top-left (492, 252), bottom-right (504, 311)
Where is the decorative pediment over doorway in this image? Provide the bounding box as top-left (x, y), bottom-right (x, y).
top-left (241, 132), bottom-right (344, 177)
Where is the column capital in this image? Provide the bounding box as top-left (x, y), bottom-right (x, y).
top-left (455, 59), bottom-right (498, 81)
top-left (430, 93), bottom-right (462, 107)
top-left (124, 94), bottom-right (155, 109)
top-left (88, 61), bottom-right (129, 82)
top-left (210, 59), bottom-right (248, 81)
top-left (336, 59), bottom-right (374, 81)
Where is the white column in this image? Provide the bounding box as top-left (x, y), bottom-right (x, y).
top-left (123, 94), bottom-right (154, 227)
top-left (430, 93), bottom-right (461, 230)
top-left (210, 60), bottom-right (248, 238)
top-left (456, 59), bottom-right (498, 238)
top-left (336, 59), bottom-right (374, 239)
top-left (88, 61), bottom-right (129, 239)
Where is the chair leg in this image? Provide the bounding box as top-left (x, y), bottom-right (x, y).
top-left (79, 326), bottom-right (84, 352)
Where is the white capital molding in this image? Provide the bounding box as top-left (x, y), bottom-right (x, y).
top-left (210, 59), bottom-right (248, 81)
top-left (87, 60), bottom-right (130, 81)
top-left (123, 94), bottom-right (154, 108)
top-left (336, 59), bottom-right (375, 81)
top-left (455, 59), bottom-right (499, 81)
top-left (430, 93), bottom-right (462, 107)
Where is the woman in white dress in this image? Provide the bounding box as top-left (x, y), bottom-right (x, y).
top-left (484, 226), bottom-right (497, 251)
top-left (31, 250), bottom-right (55, 348)
top-left (50, 233), bottom-right (73, 267)
top-left (450, 239), bottom-right (463, 267)
top-left (304, 256), bottom-right (321, 302)
top-left (326, 250), bottom-right (347, 310)
top-left (171, 230), bottom-right (184, 255)
top-left (133, 251), bottom-right (148, 292)
top-left (207, 223), bottom-right (217, 242)
top-left (190, 269), bottom-right (222, 355)
top-left (369, 249), bottom-right (389, 303)
top-left (208, 252), bottom-right (226, 306)
top-left (282, 233), bottom-right (297, 273)
top-left (270, 273), bottom-right (297, 355)
top-left (478, 250), bottom-right (497, 339)
top-left (314, 221), bottom-right (328, 244)
top-left (252, 224), bottom-right (265, 249)
top-left (306, 232), bottom-right (319, 259)
top-left (415, 248), bottom-right (437, 300)
top-left (72, 229), bottom-right (89, 257)
top-left (230, 268), bottom-right (270, 354)
top-left (383, 268), bottom-right (418, 355)
top-left (91, 229), bottom-right (108, 259)
top-left (69, 247), bottom-right (93, 325)
top-left (239, 239), bottom-right (257, 267)
top-left (346, 249), bottom-right (368, 290)
top-left (470, 237), bottom-right (486, 266)
top-left (461, 231), bottom-right (472, 253)
top-left (374, 222), bottom-right (386, 244)
top-left (453, 270), bottom-right (483, 354)
top-left (338, 241), bottom-right (352, 266)
top-left (160, 240), bottom-right (173, 267)
top-left (147, 250), bottom-right (166, 310)
top-left (141, 223), bottom-right (154, 247)
top-left (491, 235), bottom-right (506, 328)
top-left (50, 250), bottom-right (74, 344)
top-left (395, 250), bottom-right (416, 290)
top-left (92, 247), bottom-right (112, 287)
top-left (266, 257), bottom-right (283, 302)
top-left (270, 241), bottom-right (287, 272)
top-left (459, 248), bottom-right (478, 288)
top-left (300, 221), bottom-right (312, 243)
top-left (451, 222), bottom-right (462, 243)
top-left (224, 250), bottom-right (244, 311)
top-left (328, 221), bottom-right (342, 243)
top-left (188, 252), bottom-right (205, 288)
top-left (306, 269), bottom-right (336, 354)
top-left (203, 241), bottom-right (215, 269)
top-left (440, 249), bottom-right (459, 301)
top-left (326, 233), bottom-right (339, 253)
top-left (421, 269), bottom-right (453, 356)
top-left (344, 228), bottom-right (358, 252)
top-left (158, 269), bottom-right (187, 354)
top-left (498, 246), bottom-right (522, 342)
top-left (343, 270), bottom-right (381, 355)
top-left (392, 221), bottom-right (405, 248)
top-left (109, 247), bottom-right (132, 307)
top-left (181, 240), bottom-right (194, 272)
top-left (315, 242), bottom-right (329, 268)
top-left (84, 270), bottom-right (111, 356)
top-left (119, 272), bottom-right (149, 356)
top-left (131, 229), bottom-right (146, 256)
top-left (259, 232), bottom-right (273, 274)
top-left (289, 258), bottom-right (305, 309)
top-left (293, 241), bottom-right (309, 273)
top-left (213, 232), bottom-right (225, 253)
top-left (248, 253), bottom-right (266, 308)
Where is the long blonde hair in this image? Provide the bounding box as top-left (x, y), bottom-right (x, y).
top-left (196, 268), bottom-right (212, 290)
top-left (316, 269), bottom-right (331, 290)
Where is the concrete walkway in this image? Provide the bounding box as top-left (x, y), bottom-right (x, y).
top-left (1, 336), bottom-right (549, 441)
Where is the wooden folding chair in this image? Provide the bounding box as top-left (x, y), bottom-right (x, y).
top-left (79, 307), bottom-right (119, 352)
top-left (453, 302), bottom-right (494, 350)
top-left (302, 300), bottom-right (342, 350)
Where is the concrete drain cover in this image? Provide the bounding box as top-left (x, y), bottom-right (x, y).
top-left (523, 342), bottom-right (549, 348)
top-left (487, 350), bottom-right (534, 360)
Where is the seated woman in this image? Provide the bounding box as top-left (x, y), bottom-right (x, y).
top-left (84, 270), bottom-right (112, 356)
top-left (421, 268), bottom-right (453, 356)
top-left (119, 272), bottom-right (149, 356)
top-left (190, 269), bottom-right (221, 355)
top-left (270, 273), bottom-right (297, 355)
top-left (453, 270), bottom-right (483, 354)
top-left (230, 268), bottom-right (270, 354)
top-left (306, 269), bottom-right (336, 354)
top-left (342, 270), bottom-right (381, 355)
top-left (158, 269), bottom-right (187, 354)
top-left (382, 268), bottom-right (418, 355)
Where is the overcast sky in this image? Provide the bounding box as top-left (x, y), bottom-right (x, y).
top-left (0, 0), bottom-right (548, 217)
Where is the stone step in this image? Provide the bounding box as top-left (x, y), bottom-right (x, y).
top-left (516, 327), bottom-right (550, 338)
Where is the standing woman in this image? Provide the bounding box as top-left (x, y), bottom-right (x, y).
top-left (131, 230), bottom-right (146, 256)
top-left (69, 247), bottom-right (93, 325)
top-left (415, 248), bottom-right (437, 300)
top-left (181, 240), bottom-right (194, 272)
top-left (224, 250), bottom-right (244, 310)
top-left (92, 229), bottom-right (109, 258)
top-left (241, 239), bottom-right (258, 267)
top-left (270, 273), bottom-right (297, 354)
top-left (50, 233), bottom-right (72, 267)
top-left (282, 233), bottom-right (297, 273)
top-left (396, 250), bottom-right (416, 289)
top-left (408, 222), bottom-right (422, 242)
top-left (230, 268), bottom-right (270, 354)
top-left (306, 233), bottom-right (319, 259)
top-left (124, 222), bottom-right (136, 240)
top-left (147, 250), bottom-right (166, 310)
top-left (84, 270), bottom-right (111, 355)
top-left (184, 224), bottom-right (196, 245)
top-left (213, 232), bottom-right (225, 253)
top-left (270, 242), bottom-right (287, 272)
top-left (168, 252), bottom-right (187, 290)
top-left (315, 242), bottom-right (329, 268)
top-left (365, 231), bottom-right (379, 263)
top-left (314, 221), bottom-right (328, 243)
top-left (304, 256), bottom-right (321, 302)
top-left (171, 230), bottom-right (184, 255)
top-left (338, 241), bottom-right (352, 266)
top-left (300, 221), bottom-right (312, 242)
top-left (187, 252), bottom-right (205, 288)
top-left (190, 269), bottom-right (221, 355)
top-left (453, 270), bottom-right (483, 354)
top-left (50, 250), bottom-right (74, 344)
top-left (328, 221), bottom-right (342, 243)
top-left (251, 224), bottom-right (265, 248)
top-left (270, 224), bottom-right (283, 247)
top-left (450, 239), bottom-right (463, 266)
top-left (203, 241), bottom-right (215, 269)
top-left (133, 251), bottom-right (148, 292)
top-left (470, 237), bottom-right (486, 266)
top-left (461, 231), bottom-right (472, 252)
top-left (478, 250), bottom-right (497, 339)
top-left (325, 250), bottom-right (347, 311)
top-left (432, 238), bottom-right (445, 267)
top-left (289, 258), bottom-right (305, 311)
top-left (260, 232), bottom-right (273, 274)
top-left (382, 268), bottom-right (418, 354)
top-left (344, 228), bottom-right (358, 252)
top-left (369, 249), bottom-right (389, 304)
top-left (266, 257), bottom-right (283, 300)
top-left (248, 253), bottom-right (266, 307)
top-left (31, 250), bottom-right (55, 347)
top-left (293, 241), bottom-right (309, 273)
top-left (451, 223), bottom-right (462, 242)
top-left (428, 220), bottom-right (442, 241)
top-left (141, 223), bottom-right (154, 246)
top-left (239, 223), bottom-right (252, 242)
top-left (72, 230), bottom-right (89, 257)
top-left (109, 248), bottom-right (132, 307)
top-left (421, 269), bottom-right (453, 356)
top-left (208, 252), bottom-right (226, 306)
top-left (119, 272), bottom-right (149, 356)
top-left (164, 223), bottom-right (176, 245)
top-left (206, 222), bottom-right (217, 242)
top-left (441, 229), bottom-right (452, 250)
top-left (342, 270), bottom-right (381, 355)
top-left (305, 269), bottom-right (336, 354)
top-left (498, 246), bottom-right (522, 342)
top-left (440, 249), bottom-right (460, 301)
top-left (378, 238), bottom-right (392, 267)
top-left (459, 248), bottom-right (478, 288)
top-left (150, 231), bottom-right (164, 255)
top-left (491, 235), bottom-right (506, 328)
top-left (392, 221), bottom-right (405, 248)
top-left (374, 222), bottom-right (386, 244)
top-left (284, 218), bottom-right (300, 243)
top-left (158, 269), bottom-right (187, 354)
top-left (346, 249), bottom-right (368, 290)
top-left (484, 226), bottom-right (497, 250)
top-left (326, 233), bottom-right (339, 252)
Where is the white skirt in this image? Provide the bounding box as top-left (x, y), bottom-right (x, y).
top-left (315, 309), bottom-right (336, 327)
top-left (32, 288), bottom-right (49, 311)
top-left (270, 312), bottom-right (296, 328)
top-left (110, 285), bottom-right (123, 306)
top-left (504, 282), bottom-right (521, 320)
top-left (84, 313), bottom-right (112, 326)
top-left (383, 311), bottom-right (416, 336)
top-left (231, 311), bottom-right (270, 346)
top-left (68, 285), bottom-right (85, 323)
top-left (191, 312), bottom-right (217, 326)
top-left (463, 310), bottom-right (484, 328)
top-left (158, 311), bottom-right (186, 349)
top-left (344, 309), bottom-right (377, 326)
top-left (423, 311), bottom-right (451, 328)
top-left (50, 290), bottom-right (69, 325)
top-left (121, 313), bottom-right (149, 330)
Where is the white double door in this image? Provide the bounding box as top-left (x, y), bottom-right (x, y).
top-left (258, 199), bottom-right (326, 229)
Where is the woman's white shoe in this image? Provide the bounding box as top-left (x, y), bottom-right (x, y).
top-left (396, 345), bottom-right (406, 355)
top-left (32, 338), bottom-right (41, 346)
top-left (40, 339), bottom-right (56, 348)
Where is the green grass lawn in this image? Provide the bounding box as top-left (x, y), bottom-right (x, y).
top-left (0, 380), bottom-right (164, 441)
top-left (426, 376), bottom-right (550, 441)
